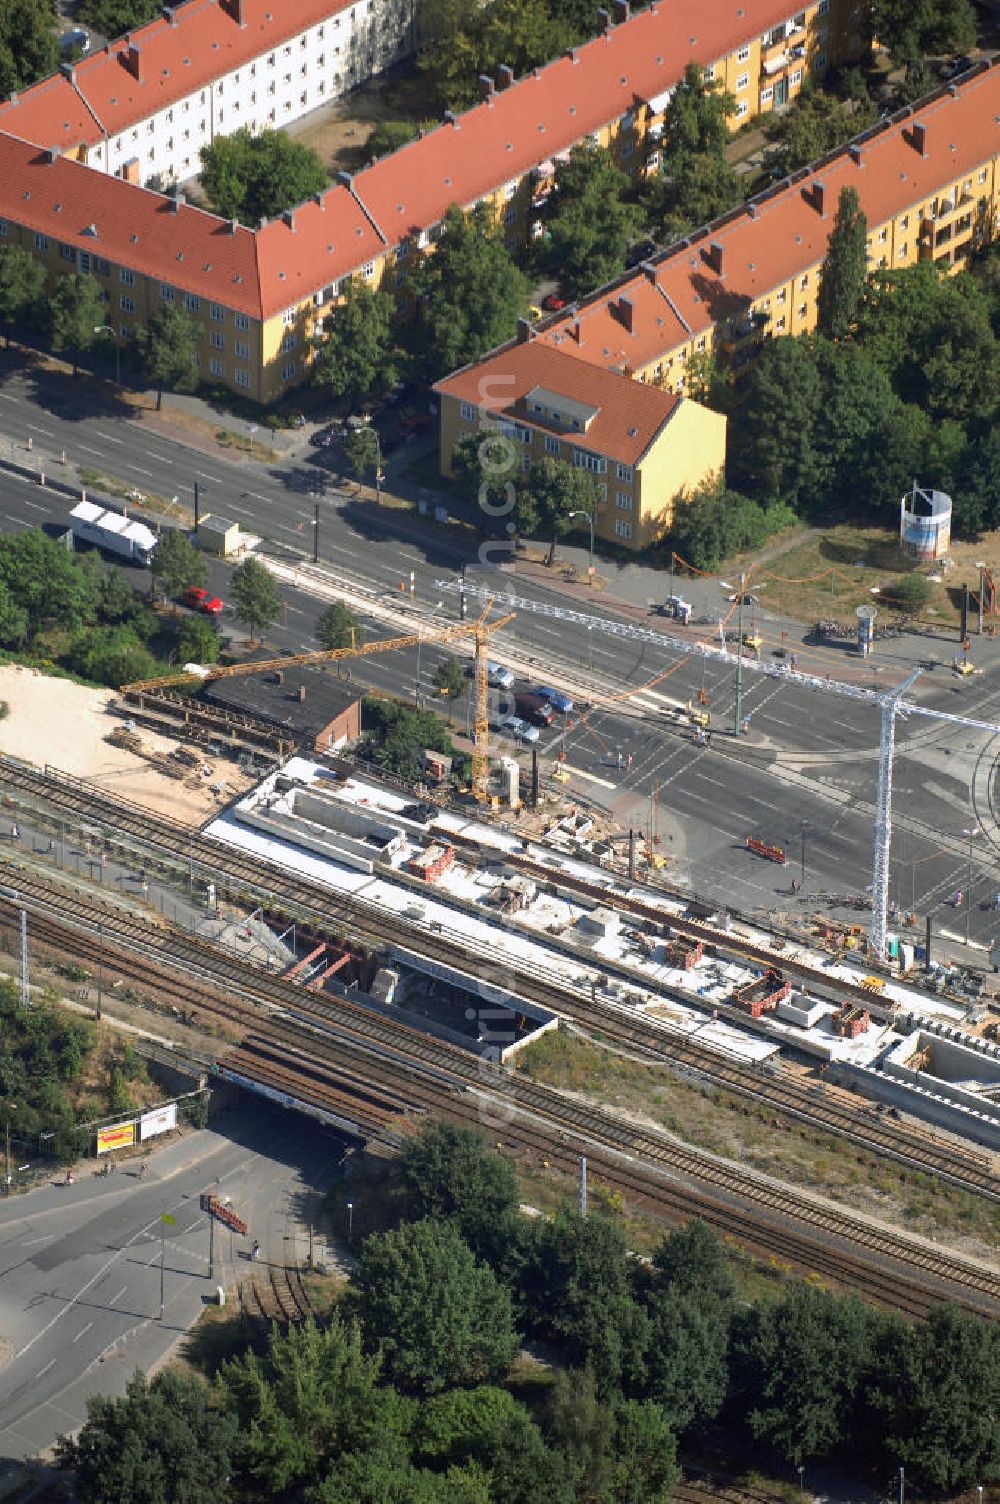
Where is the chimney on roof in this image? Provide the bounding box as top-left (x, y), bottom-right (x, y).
top-left (59, 62), bottom-right (76, 84)
top-left (220, 0), bottom-right (246, 25)
top-left (596, 6), bottom-right (610, 30)
top-left (479, 74), bottom-right (495, 101)
top-left (808, 178), bottom-right (828, 216)
top-left (336, 169), bottom-right (353, 188)
top-left (227, 218), bottom-right (238, 235)
top-left (564, 47), bottom-right (578, 62)
top-left (46, 145), bottom-right (60, 164)
top-left (704, 240), bottom-right (724, 275)
top-left (570, 318), bottom-right (581, 341)
top-left (616, 294), bottom-right (634, 332)
top-left (848, 143), bottom-right (864, 166)
top-left (444, 109), bottom-right (460, 128)
top-left (611, 0), bottom-right (629, 20)
top-left (170, 190), bottom-right (184, 211)
top-left (516, 317), bottom-right (532, 343)
top-left (496, 64), bottom-right (514, 90)
top-left (282, 208), bottom-right (295, 231)
top-left (298, 684), bottom-right (307, 703)
top-left (8, 91), bottom-right (16, 105)
top-left (747, 201), bottom-right (759, 218)
top-left (122, 41), bottom-right (142, 80)
top-left (163, 4), bottom-right (178, 23)
top-left (909, 120), bottom-right (928, 156)
top-left (640, 260), bottom-right (657, 282)
top-left (274, 670), bottom-right (283, 685)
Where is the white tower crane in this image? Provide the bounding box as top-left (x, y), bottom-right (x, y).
top-left (440, 581), bottom-right (1000, 959)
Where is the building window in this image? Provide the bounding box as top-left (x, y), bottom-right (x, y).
top-left (210, 331), bottom-right (224, 349)
top-left (775, 314), bottom-right (786, 331)
top-left (160, 284), bottom-right (175, 302)
top-left (283, 360), bottom-right (296, 379)
top-left (898, 242), bottom-right (908, 259)
top-left (459, 401), bottom-right (476, 421)
top-left (616, 462), bottom-right (633, 481)
top-left (816, 50), bottom-right (827, 69)
top-left (544, 435), bottom-right (560, 455)
top-left (234, 312), bottom-right (250, 331)
top-left (503, 204), bottom-right (516, 225)
top-left (120, 295), bottom-right (134, 313)
top-left (362, 261), bottom-right (375, 277)
top-left (797, 303), bottom-right (807, 317)
top-left (60, 243), bottom-right (75, 262)
top-left (735, 100), bottom-right (749, 118)
top-left (209, 357), bottom-right (224, 377)
top-left (776, 287), bottom-right (786, 303)
top-left (790, 68), bottom-right (802, 85)
top-left (818, 0), bottom-right (828, 11)
top-left (737, 42), bottom-right (750, 61)
top-left (878, 227), bottom-right (888, 244)
top-left (799, 273), bottom-right (809, 289)
top-left (615, 519), bottom-right (632, 539)
top-left (235, 368), bottom-right (251, 388)
top-left (120, 324), bottom-right (132, 340)
top-left (704, 63), bottom-right (715, 80)
top-left (94, 257), bottom-right (110, 276)
top-left (210, 302), bottom-right (225, 322)
top-left (0, 219), bottom-right (7, 236)
top-left (281, 332), bottom-right (295, 352)
top-left (185, 293), bottom-right (200, 312)
top-left (736, 71), bottom-right (749, 90)
top-left (615, 491), bottom-right (633, 510)
top-left (573, 449), bottom-right (606, 474)
top-left (979, 167), bottom-right (989, 184)
top-left (282, 307), bottom-right (295, 326)
top-left (234, 339), bottom-right (250, 359)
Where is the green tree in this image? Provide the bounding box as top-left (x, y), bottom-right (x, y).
top-left (361, 697), bottom-right (470, 781)
top-left (348, 1218), bottom-right (518, 1393)
top-left (869, 0), bottom-right (976, 70)
top-left (887, 573), bottom-right (932, 612)
top-left (415, 0), bottom-right (488, 113)
top-left (734, 335), bottom-right (826, 504)
top-left (478, 0), bottom-right (571, 98)
top-left (77, 0), bottom-right (161, 38)
top-left (645, 63), bottom-right (739, 238)
top-left (0, 578), bottom-right (27, 647)
top-left (404, 206), bottom-right (529, 380)
top-left (432, 656), bottom-right (466, 702)
top-left (865, 1304), bottom-right (1000, 1492)
top-left (415, 1384), bottom-right (575, 1504)
top-left (142, 302), bottom-right (198, 410)
top-left (313, 278), bottom-right (399, 406)
top-left (367, 119), bottom-right (421, 160)
top-left (544, 143), bottom-right (640, 299)
top-left (731, 1285), bottom-right (881, 1464)
top-left (56, 1368), bottom-right (237, 1504)
top-left (817, 185), bottom-right (868, 340)
top-left (68, 624), bottom-right (158, 686)
top-left (398, 1121), bottom-right (520, 1261)
top-left (0, 528), bottom-right (98, 635)
top-left (316, 600), bottom-right (359, 651)
top-left (49, 273), bottom-right (106, 376)
top-left (200, 127), bottom-right (328, 227)
top-left (149, 528), bottom-right (207, 600)
top-left (516, 456), bottom-right (600, 565)
top-left (606, 1400), bottom-right (678, 1504)
top-left (219, 1315), bottom-right (410, 1494)
top-left (343, 425), bottom-right (382, 482)
top-left (450, 431), bottom-right (517, 514)
top-left (175, 613), bottom-right (221, 665)
top-left (546, 1366), bottom-right (613, 1500)
top-left (763, 84), bottom-right (875, 175)
top-left (662, 61), bottom-right (734, 165)
top-left (0, 244), bottom-right (45, 346)
top-left (669, 477), bottom-right (795, 570)
top-left (0, 0), bottom-right (58, 94)
top-left (231, 556), bottom-right (281, 644)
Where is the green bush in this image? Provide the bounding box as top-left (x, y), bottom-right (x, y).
top-left (888, 573), bottom-right (933, 611)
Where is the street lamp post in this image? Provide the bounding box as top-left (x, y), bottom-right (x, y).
top-left (963, 826), bottom-right (980, 945)
top-left (3, 1107), bottom-right (12, 1196)
top-left (976, 561), bottom-right (986, 634)
top-left (568, 509), bottom-right (596, 585)
top-left (346, 1200), bottom-right (354, 1245)
top-left (93, 325), bottom-right (120, 386)
top-left (247, 423), bottom-right (259, 460)
top-left (312, 500), bottom-right (320, 564)
top-left (799, 820), bottom-right (807, 888)
top-left (734, 572), bottom-right (746, 737)
top-left (797, 1465), bottom-right (805, 1501)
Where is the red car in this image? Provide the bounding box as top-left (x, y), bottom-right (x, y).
top-left (183, 585), bottom-right (224, 615)
top-left (542, 292), bottom-right (567, 311)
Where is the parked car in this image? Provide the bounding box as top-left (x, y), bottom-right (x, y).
top-left (515, 691), bottom-right (555, 727)
top-left (499, 715), bottom-right (540, 744)
top-left (184, 585), bottom-right (224, 615)
top-left (310, 423), bottom-right (345, 448)
top-left (626, 237), bottom-right (658, 268)
top-left (541, 292), bottom-right (567, 311)
top-left (486, 661), bottom-right (515, 690)
top-left (533, 685), bottom-right (573, 714)
top-left (59, 27), bottom-right (89, 55)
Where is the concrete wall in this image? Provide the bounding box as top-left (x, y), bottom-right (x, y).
top-left (827, 1059), bottom-right (1000, 1152)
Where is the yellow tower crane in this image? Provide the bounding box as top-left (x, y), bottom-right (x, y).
top-left (122, 600), bottom-right (515, 802)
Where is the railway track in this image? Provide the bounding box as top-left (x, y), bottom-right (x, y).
top-left (0, 778), bottom-right (995, 1205)
top-left (4, 882), bottom-right (998, 1321)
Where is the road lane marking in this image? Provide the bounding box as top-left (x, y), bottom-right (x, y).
top-left (124, 466), bottom-right (153, 479)
top-left (195, 471), bottom-right (222, 483)
top-left (93, 430), bottom-right (123, 445)
top-left (77, 444), bottom-right (103, 457)
top-left (35, 1359), bottom-right (56, 1378)
top-left (20, 500), bottom-right (46, 513)
top-left (108, 1285), bottom-right (127, 1305)
top-left (29, 425), bottom-right (55, 437)
top-left (71, 1322), bottom-right (93, 1344)
top-left (560, 766), bottom-right (616, 789)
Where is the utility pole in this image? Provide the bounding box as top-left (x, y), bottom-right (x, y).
top-left (312, 499), bottom-right (320, 564)
top-left (964, 826), bottom-right (979, 946)
top-left (96, 923), bottom-right (103, 1022)
top-left (208, 1204), bottom-right (215, 1280)
top-left (800, 821), bottom-right (807, 888)
top-left (898, 1466), bottom-right (905, 1504)
top-left (628, 828), bottom-right (635, 881)
top-left (18, 910), bottom-right (28, 1010)
top-left (193, 480), bottom-right (201, 528)
top-left (578, 1155), bottom-right (587, 1218)
top-left (734, 573), bottom-right (746, 737)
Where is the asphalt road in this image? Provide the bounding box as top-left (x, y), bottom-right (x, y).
top-left (2, 361), bottom-right (1000, 950)
top-left (0, 1101), bottom-right (345, 1468)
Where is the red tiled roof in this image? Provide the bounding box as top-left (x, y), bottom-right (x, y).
top-left (434, 340), bottom-right (683, 464)
top-left (0, 0), bottom-right (352, 147)
top-left (0, 132), bottom-right (262, 314)
top-left (255, 185), bottom-right (387, 314)
top-left (354, 0), bottom-right (815, 239)
top-left (534, 60), bottom-right (1000, 372)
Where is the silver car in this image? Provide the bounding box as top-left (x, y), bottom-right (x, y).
top-left (500, 715), bottom-right (540, 744)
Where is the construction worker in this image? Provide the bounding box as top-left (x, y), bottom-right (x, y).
top-left (252, 1239), bottom-right (260, 1261)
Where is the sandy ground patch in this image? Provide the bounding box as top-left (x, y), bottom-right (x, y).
top-left (0, 664), bottom-right (252, 824)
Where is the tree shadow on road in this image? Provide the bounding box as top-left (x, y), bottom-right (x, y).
top-left (19, 362), bottom-right (136, 425)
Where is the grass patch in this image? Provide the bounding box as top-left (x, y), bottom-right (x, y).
top-left (517, 1029), bottom-right (1000, 1258)
top-left (214, 428), bottom-right (279, 461)
top-left (76, 466), bottom-right (190, 523)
